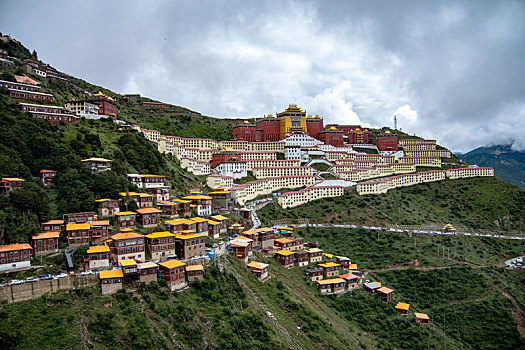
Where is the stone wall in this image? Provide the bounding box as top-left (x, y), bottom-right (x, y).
top-left (0, 275), bottom-right (98, 304)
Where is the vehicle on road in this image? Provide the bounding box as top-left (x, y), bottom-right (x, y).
top-left (25, 277), bottom-right (39, 283)
top-left (9, 279), bottom-right (24, 285)
top-left (56, 272), bottom-right (68, 279)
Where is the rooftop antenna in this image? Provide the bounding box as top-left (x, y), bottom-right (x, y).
top-left (393, 115), bottom-right (398, 130)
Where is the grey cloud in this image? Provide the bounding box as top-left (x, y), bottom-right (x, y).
top-left (1, 0), bottom-right (524, 152)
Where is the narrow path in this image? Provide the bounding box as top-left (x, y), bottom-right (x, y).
top-left (494, 286), bottom-right (525, 338)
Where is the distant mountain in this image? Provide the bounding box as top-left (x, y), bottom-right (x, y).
top-left (460, 145), bottom-right (525, 189)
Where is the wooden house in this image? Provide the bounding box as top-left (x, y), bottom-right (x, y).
top-left (39, 169), bottom-right (56, 185)
top-left (90, 220), bottom-right (112, 243)
top-left (190, 217), bottom-right (209, 235)
top-left (247, 261), bottom-right (269, 282)
top-left (120, 259), bottom-right (139, 280)
top-left (0, 243), bottom-right (33, 272)
top-left (114, 211), bottom-right (137, 230)
top-left (295, 250), bottom-right (309, 267)
top-left (186, 264), bottom-right (205, 283)
top-left (339, 273), bottom-right (360, 290)
top-left (377, 286), bottom-right (394, 303)
top-left (66, 223), bottom-right (91, 246)
top-left (41, 219), bottom-right (65, 232)
top-left (206, 220), bottom-right (222, 238)
top-left (85, 244), bottom-right (110, 271)
top-left (335, 256), bottom-right (350, 270)
top-left (275, 249), bottom-right (295, 268)
top-left (317, 278), bottom-right (346, 295)
top-left (210, 215), bottom-right (228, 235)
top-left (306, 267), bottom-right (324, 281)
top-left (31, 231), bottom-right (59, 256)
top-left (318, 262), bottom-right (341, 278)
top-left (364, 282), bottom-right (382, 293)
top-left (63, 212), bottom-right (96, 224)
top-left (415, 312), bottom-right (430, 324)
top-left (95, 198), bottom-right (120, 216)
top-left (306, 248), bottom-right (323, 263)
top-left (137, 261), bottom-right (159, 284)
top-left (159, 259), bottom-right (187, 291)
top-left (174, 230), bottom-right (205, 259)
top-left (107, 231), bottom-right (145, 263)
top-left (136, 208), bottom-right (162, 228)
top-left (395, 302), bottom-right (410, 315)
top-left (146, 231), bottom-right (176, 261)
top-left (99, 269), bottom-right (123, 295)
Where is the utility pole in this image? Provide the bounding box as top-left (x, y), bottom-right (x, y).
top-left (393, 115), bottom-right (398, 130)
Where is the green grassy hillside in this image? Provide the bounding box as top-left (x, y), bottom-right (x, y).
top-left (0, 94), bottom-right (202, 244)
top-left (259, 177), bottom-right (525, 233)
top-left (2, 229), bottom-right (523, 349)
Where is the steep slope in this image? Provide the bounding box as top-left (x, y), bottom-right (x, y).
top-left (460, 145), bottom-right (525, 189)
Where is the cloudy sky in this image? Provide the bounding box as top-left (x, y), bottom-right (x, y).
top-left (1, 0), bottom-right (524, 152)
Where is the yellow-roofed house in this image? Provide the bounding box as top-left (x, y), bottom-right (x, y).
top-left (99, 269), bottom-right (124, 295)
top-left (395, 302), bottom-right (410, 315)
top-left (317, 278), bottom-right (346, 295)
top-left (186, 264), bottom-right (205, 283)
top-left (318, 262), bottom-right (341, 278)
top-left (85, 244), bottom-right (111, 270)
top-left (275, 249), bottom-right (295, 268)
top-left (159, 259), bottom-right (187, 291)
top-left (66, 222), bottom-right (91, 246)
top-left (145, 231), bottom-right (175, 261)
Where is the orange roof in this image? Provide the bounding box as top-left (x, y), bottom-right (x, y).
top-left (395, 302), bottom-right (410, 311)
top-left (175, 232), bottom-right (203, 240)
top-left (318, 262), bottom-right (340, 268)
top-left (211, 215), bottom-right (228, 221)
top-left (157, 201), bottom-right (177, 206)
top-left (247, 261), bottom-right (269, 270)
top-left (66, 223), bottom-right (90, 231)
top-left (111, 231), bottom-right (144, 240)
top-left (414, 312), bottom-right (430, 320)
top-left (0, 243), bottom-right (33, 253)
top-left (159, 259), bottom-right (186, 269)
top-left (275, 238), bottom-right (293, 244)
top-left (32, 231), bottom-right (60, 240)
top-left (317, 278), bottom-right (346, 285)
top-left (338, 273), bottom-right (360, 280)
top-left (190, 217), bottom-right (208, 223)
top-left (146, 231), bottom-right (175, 239)
top-left (99, 269), bottom-right (123, 279)
top-left (87, 245), bottom-right (110, 254)
top-left (136, 208), bottom-right (162, 214)
top-left (115, 211), bottom-right (136, 216)
top-left (42, 219), bottom-right (64, 225)
top-left (377, 287), bottom-right (394, 294)
top-left (231, 241), bottom-right (250, 248)
top-left (275, 249), bottom-right (294, 256)
top-left (185, 264), bottom-right (204, 272)
top-left (92, 220), bottom-right (110, 226)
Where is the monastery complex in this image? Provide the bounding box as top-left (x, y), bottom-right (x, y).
top-left (137, 104), bottom-right (493, 208)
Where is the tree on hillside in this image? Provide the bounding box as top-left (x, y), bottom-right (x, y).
top-left (8, 182), bottom-right (50, 221)
top-left (32, 50), bottom-right (38, 60)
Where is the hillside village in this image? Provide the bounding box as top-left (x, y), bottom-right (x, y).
top-left (1, 34), bottom-right (524, 349)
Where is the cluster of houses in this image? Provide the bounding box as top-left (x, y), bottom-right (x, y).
top-left (224, 225), bottom-right (431, 323)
